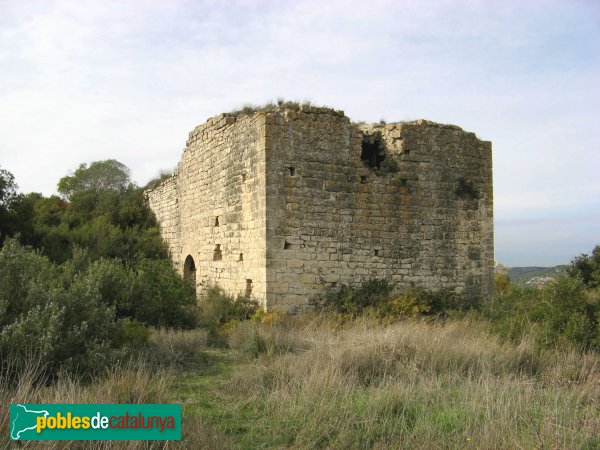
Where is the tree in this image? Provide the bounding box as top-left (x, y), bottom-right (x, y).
top-left (0, 166), bottom-right (18, 245)
top-left (57, 160), bottom-right (132, 199)
top-left (0, 166), bottom-right (17, 208)
top-left (567, 246), bottom-right (600, 288)
top-left (494, 262), bottom-right (513, 294)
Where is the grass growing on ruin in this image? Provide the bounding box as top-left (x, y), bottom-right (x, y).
top-left (231, 98), bottom-right (318, 116)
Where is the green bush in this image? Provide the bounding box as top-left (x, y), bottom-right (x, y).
top-left (84, 257), bottom-right (198, 329)
top-left (0, 239), bottom-right (122, 379)
top-left (197, 286), bottom-right (259, 345)
top-left (484, 276), bottom-right (600, 349)
top-left (567, 245), bottom-right (600, 288)
top-left (315, 278), bottom-right (395, 317)
top-left (128, 258), bottom-right (198, 329)
top-left (0, 239), bottom-right (198, 380)
top-left (314, 278), bottom-right (477, 320)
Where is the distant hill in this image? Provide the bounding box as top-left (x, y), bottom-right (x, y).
top-left (508, 266), bottom-right (567, 286)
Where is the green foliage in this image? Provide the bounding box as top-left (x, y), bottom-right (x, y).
top-left (316, 272), bottom-right (600, 350)
top-left (0, 166), bottom-right (19, 245)
top-left (494, 263), bottom-right (514, 294)
top-left (120, 319), bottom-right (152, 349)
top-left (128, 258), bottom-right (198, 329)
top-left (79, 257), bottom-right (198, 329)
top-left (484, 276), bottom-right (600, 349)
top-left (314, 278), bottom-right (478, 320)
top-left (0, 166), bottom-right (17, 208)
top-left (316, 278), bottom-right (396, 317)
top-left (567, 245), bottom-right (600, 288)
top-left (0, 238), bottom-right (198, 380)
top-left (0, 239), bottom-right (122, 379)
top-left (57, 159), bottom-right (131, 199)
top-left (197, 286), bottom-right (259, 344)
top-left (1, 162), bottom-right (167, 264)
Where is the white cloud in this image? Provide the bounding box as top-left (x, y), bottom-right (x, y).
top-left (0, 0), bottom-right (598, 264)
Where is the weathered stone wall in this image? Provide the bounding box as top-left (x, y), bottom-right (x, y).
top-left (146, 175), bottom-right (181, 261)
top-left (146, 105), bottom-right (493, 312)
top-left (146, 113), bottom-right (268, 304)
top-left (264, 108), bottom-right (493, 310)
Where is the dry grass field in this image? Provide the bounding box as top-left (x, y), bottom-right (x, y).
top-left (4, 316), bottom-right (599, 449)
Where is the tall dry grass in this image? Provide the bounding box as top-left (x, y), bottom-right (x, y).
top-left (228, 315), bottom-right (600, 449)
top-left (0, 328), bottom-right (210, 449)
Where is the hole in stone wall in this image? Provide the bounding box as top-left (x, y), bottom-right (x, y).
top-left (213, 244), bottom-right (222, 261)
top-left (360, 176), bottom-right (367, 184)
top-left (404, 149), bottom-right (410, 155)
top-left (239, 253), bottom-right (243, 261)
top-left (214, 216), bottom-right (219, 227)
top-left (245, 279), bottom-right (253, 298)
top-left (400, 178), bottom-right (407, 186)
top-left (456, 178), bottom-right (480, 200)
top-left (242, 173), bottom-right (246, 182)
top-left (288, 167), bottom-right (296, 176)
top-left (284, 241), bottom-right (291, 250)
top-left (374, 250), bottom-right (379, 256)
top-left (361, 135), bottom-right (385, 169)
top-left (183, 255), bottom-right (196, 294)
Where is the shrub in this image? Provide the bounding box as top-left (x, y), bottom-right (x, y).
top-left (484, 276), bottom-right (600, 349)
top-left (228, 318), bottom-right (309, 357)
top-left (0, 239), bottom-right (122, 380)
top-left (567, 245), bottom-right (600, 288)
top-left (148, 328), bottom-right (209, 368)
top-left (83, 257), bottom-right (198, 329)
top-left (315, 278), bottom-right (395, 317)
top-left (314, 278), bottom-right (478, 320)
top-left (494, 263), bottom-right (514, 294)
top-left (120, 319), bottom-right (152, 349)
top-left (128, 258), bottom-right (198, 329)
top-left (0, 239), bottom-right (198, 380)
top-left (197, 286), bottom-right (259, 344)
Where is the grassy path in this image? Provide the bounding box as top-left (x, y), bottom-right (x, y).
top-left (169, 349), bottom-right (271, 449)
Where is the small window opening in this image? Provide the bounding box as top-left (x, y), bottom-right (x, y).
top-left (183, 255), bottom-right (196, 294)
top-left (213, 244), bottom-right (222, 261)
top-left (374, 250), bottom-right (379, 256)
top-left (361, 135), bottom-right (385, 169)
top-left (242, 173), bottom-right (246, 182)
top-left (239, 253), bottom-right (243, 261)
top-left (245, 279), bottom-right (253, 298)
top-left (400, 179), bottom-right (407, 186)
top-left (214, 216), bottom-right (219, 227)
top-left (288, 167), bottom-right (296, 176)
top-left (404, 148), bottom-right (410, 155)
top-left (284, 241), bottom-right (291, 250)
top-left (360, 176), bottom-right (367, 184)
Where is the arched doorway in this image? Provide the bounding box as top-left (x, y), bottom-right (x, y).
top-left (183, 255), bottom-right (196, 293)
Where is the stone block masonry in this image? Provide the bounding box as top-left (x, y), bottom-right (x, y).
top-left (145, 105), bottom-right (493, 311)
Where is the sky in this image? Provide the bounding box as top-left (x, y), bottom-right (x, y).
top-left (0, 0), bottom-right (599, 266)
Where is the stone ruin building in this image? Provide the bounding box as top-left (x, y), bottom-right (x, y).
top-left (145, 104), bottom-right (494, 311)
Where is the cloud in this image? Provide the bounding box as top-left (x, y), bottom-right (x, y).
top-left (0, 0), bottom-right (599, 265)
